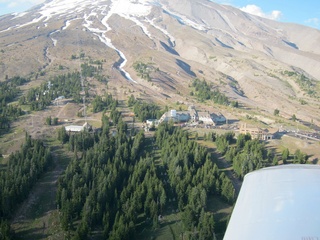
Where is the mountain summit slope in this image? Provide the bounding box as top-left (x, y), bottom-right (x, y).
top-left (0, 0), bottom-right (320, 123)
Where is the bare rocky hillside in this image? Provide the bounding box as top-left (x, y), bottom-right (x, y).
top-left (0, 0), bottom-right (320, 124)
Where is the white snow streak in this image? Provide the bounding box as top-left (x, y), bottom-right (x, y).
top-left (49, 30), bottom-right (59, 46)
top-left (122, 14), bottom-right (152, 39)
top-left (0, 27), bottom-right (13, 33)
top-left (12, 12), bottom-right (28, 19)
top-left (80, 0), bottom-right (156, 82)
top-left (1, 0), bottom-right (210, 82)
top-left (62, 19), bottom-right (78, 30)
top-left (146, 18), bottom-right (176, 47)
top-left (160, 4), bottom-right (208, 31)
top-left (82, 10), bottom-right (136, 82)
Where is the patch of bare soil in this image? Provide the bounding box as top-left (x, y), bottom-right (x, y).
top-left (267, 135), bottom-right (320, 164)
top-left (196, 138), bottom-right (242, 197)
top-left (56, 101), bottom-right (80, 120)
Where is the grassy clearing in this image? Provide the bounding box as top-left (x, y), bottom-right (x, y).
top-left (0, 125), bottom-right (26, 160)
top-left (136, 196), bottom-right (232, 240)
top-left (137, 136), bottom-right (233, 240)
top-left (137, 209), bottom-right (183, 240)
top-left (20, 104), bottom-right (31, 112)
top-left (0, 156), bottom-right (7, 171)
top-left (207, 198), bottom-right (232, 240)
top-left (267, 135), bottom-right (320, 163)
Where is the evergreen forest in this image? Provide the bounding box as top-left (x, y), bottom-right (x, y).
top-left (0, 134), bottom-right (52, 238)
top-left (0, 68), bottom-right (311, 240)
top-left (190, 78), bottom-right (229, 105)
top-left (56, 118), bottom-right (235, 239)
top-left (0, 76), bottom-right (29, 135)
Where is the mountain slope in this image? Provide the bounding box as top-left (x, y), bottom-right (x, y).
top-left (0, 0), bottom-right (320, 123)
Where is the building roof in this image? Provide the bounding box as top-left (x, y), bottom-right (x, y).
top-left (211, 112), bottom-right (226, 120)
top-left (65, 125), bottom-right (84, 132)
top-left (65, 122), bottom-right (91, 132)
top-left (265, 128), bottom-right (279, 134)
top-left (198, 111), bottom-right (211, 118)
top-left (83, 122), bottom-right (91, 129)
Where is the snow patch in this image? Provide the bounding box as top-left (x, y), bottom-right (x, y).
top-left (146, 18), bottom-right (176, 47)
top-left (49, 30), bottom-right (60, 46)
top-left (161, 4), bottom-right (208, 31)
top-left (83, 7), bottom-right (137, 82)
top-left (120, 14), bottom-right (152, 39)
top-left (36, 0), bottom-right (153, 22)
top-left (62, 18), bottom-right (78, 30)
top-left (110, 0), bottom-right (152, 16)
top-left (12, 12), bottom-right (28, 19)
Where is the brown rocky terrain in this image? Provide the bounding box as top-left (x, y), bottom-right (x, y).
top-left (0, 0), bottom-right (319, 125)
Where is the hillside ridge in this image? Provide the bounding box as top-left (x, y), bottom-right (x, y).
top-left (0, 0), bottom-right (320, 123)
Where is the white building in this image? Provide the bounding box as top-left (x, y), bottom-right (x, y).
top-left (146, 119), bottom-right (159, 126)
top-left (198, 111), bottom-right (214, 124)
top-left (158, 107), bottom-right (226, 126)
top-left (159, 110), bottom-right (190, 123)
top-left (53, 96), bottom-right (66, 105)
top-left (65, 122), bottom-right (92, 132)
top-left (188, 106), bottom-right (198, 122)
top-left (198, 111), bottom-right (226, 125)
top-left (239, 123), bottom-right (278, 140)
